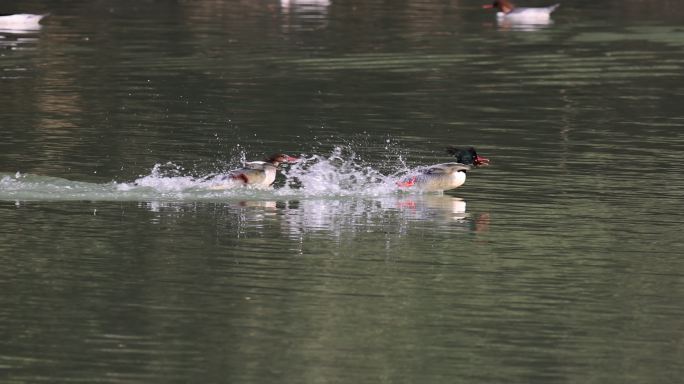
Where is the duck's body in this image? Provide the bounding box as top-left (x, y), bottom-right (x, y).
top-left (228, 160), bottom-right (280, 187)
top-left (398, 163), bottom-right (471, 192)
top-left (397, 147), bottom-right (489, 192)
top-left (208, 154), bottom-right (298, 190)
top-left (483, 1), bottom-right (559, 22)
top-left (0, 13), bottom-right (48, 30)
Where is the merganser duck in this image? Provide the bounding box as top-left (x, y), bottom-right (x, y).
top-left (397, 147), bottom-right (490, 192)
top-left (0, 13), bottom-right (48, 30)
top-left (483, 0), bottom-right (559, 22)
top-left (208, 153), bottom-right (299, 190)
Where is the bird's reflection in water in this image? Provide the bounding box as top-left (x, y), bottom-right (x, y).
top-left (482, 17), bottom-right (554, 32)
top-left (280, 0), bottom-right (330, 11)
top-left (139, 194), bottom-right (490, 237)
top-left (0, 31), bottom-right (41, 50)
top-left (495, 18), bottom-right (554, 32)
top-left (393, 195), bottom-right (467, 220)
top-left (280, 0), bottom-right (330, 32)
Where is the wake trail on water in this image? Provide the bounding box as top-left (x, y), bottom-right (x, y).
top-left (0, 147), bottom-right (420, 202)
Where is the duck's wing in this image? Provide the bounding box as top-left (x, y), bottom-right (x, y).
top-left (424, 162), bottom-right (471, 174)
top-left (228, 168), bottom-right (268, 184)
top-left (242, 160), bottom-right (268, 170)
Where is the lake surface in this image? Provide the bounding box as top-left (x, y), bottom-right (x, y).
top-left (2, 0), bottom-right (684, 383)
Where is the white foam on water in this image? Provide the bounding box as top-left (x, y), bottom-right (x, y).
top-left (0, 147), bottom-right (434, 202)
top-left (119, 162), bottom-right (201, 193)
top-left (278, 147), bottom-right (406, 197)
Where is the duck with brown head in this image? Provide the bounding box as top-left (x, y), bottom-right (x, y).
top-left (209, 153), bottom-right (299, 190)
top-left (483, 0), bottom-right (559, 21)
top-left (483, 0), bottom-right (515, 14)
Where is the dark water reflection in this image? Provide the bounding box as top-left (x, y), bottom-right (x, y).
top-left (2, 0), bottom-right (684, 382)
top-left (2, 191), bottom-right (682, 382)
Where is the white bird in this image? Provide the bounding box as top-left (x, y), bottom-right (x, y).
top-left (483, 0), bottom-right (559, 23)
top-left (0, 13), bottom-right (48, 31)
top-left (397, 148), bottom-right (490, 192)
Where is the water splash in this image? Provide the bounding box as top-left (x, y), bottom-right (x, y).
top-left (118, 162), bottom-right (200, 192)
top-left (0, 147), bottom-right (439, 202)
top-left (280, 147), bottom-right (405, 197)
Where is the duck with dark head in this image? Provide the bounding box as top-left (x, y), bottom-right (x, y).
top-left (446, 147), bottom-right (491, 167)
top-left (397, 147), bottom-right (490, 192)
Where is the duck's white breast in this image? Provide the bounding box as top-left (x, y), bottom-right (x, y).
top-left (451, 171), bottom-right (467, 189)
